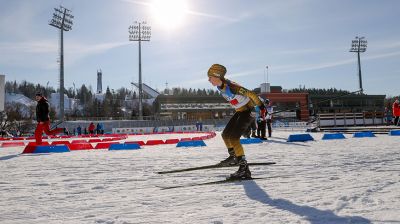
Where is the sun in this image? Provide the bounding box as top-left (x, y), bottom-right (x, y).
top-left (150, 0), bottom-right (189, 29)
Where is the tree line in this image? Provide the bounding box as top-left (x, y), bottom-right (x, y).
top-left (3, 81), bottom-right (221, 126)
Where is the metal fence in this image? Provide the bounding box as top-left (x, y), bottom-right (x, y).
top-left (317, 112), bottom-right (384, 127)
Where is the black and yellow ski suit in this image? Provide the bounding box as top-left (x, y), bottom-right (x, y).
top-left (218, 79), bottom-right (264, 157)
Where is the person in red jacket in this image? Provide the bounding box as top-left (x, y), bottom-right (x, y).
top-left (34, 92), bottom-right (64, 145)
top-left (392, 97), bottom-right (400, 126)
top-left (88, 122), bottom-right (96, 134)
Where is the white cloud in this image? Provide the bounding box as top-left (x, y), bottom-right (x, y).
top-left (0, 39), bottom-right (130, 70)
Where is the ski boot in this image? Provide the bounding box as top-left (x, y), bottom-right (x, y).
top-left (229, 156), bottom-right (251, 180)
top-left (251, 131), bottom-right (257, 138)
top-left (219, 148), bottom-right (238, 166)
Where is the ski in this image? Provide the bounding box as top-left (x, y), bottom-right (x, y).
top-left (157, 162), bottom-right (276, 174)
top-left (159, 177), bottom-right (267, 190)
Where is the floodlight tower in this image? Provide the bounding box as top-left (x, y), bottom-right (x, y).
top-left (349, 36), bottom-right (367, 94)
top-left (129, 21), bottom-right (151, 120)
top-left (49, 5), bottom-right (73, 121)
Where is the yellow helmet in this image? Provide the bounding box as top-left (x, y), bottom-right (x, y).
top-left (207, 64), bottom-right (226, 79)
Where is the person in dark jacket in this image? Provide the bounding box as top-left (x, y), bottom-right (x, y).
top-left (34, 92), bottom-right (64, 145)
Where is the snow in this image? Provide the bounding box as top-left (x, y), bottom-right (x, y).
top-left (1, 131), bottom-right (400, 224)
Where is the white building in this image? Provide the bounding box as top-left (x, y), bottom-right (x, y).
top-left (49, 93), bottom-right (78, 114)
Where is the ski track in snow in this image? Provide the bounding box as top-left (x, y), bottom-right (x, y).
top-left (1, 131), bottom-right (400, 224)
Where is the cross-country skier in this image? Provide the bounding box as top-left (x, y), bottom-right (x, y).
top-left (207, 64), bottom-right (265, 179)
top-left (34, 92), bottom-right (64, 145)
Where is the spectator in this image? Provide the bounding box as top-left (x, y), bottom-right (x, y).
top-left (393, 97), bottom-right (400, 126)
top-left (96, 123), bottom-right (101, 134)
top-left (385, 106), bottom-right (393, 126)
top-left (243, 116), bottom-right (257, 138)
top-left (88, 122), bottom-right (95, 134)
top-left (255, 102), bottom-right (267, 140)
top-left (265, 99), bottom-right (273, 138)
top-left (100, 123), bottom-right (104, 134)
top-left (77, 125), bottom-right (82, 135)
top-left (64, 127), bottom-right (70, 136)
top-left (195, 121), bottom-right (200, 131)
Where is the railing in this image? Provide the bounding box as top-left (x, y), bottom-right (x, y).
top-left (317, 112), bottom-right (384, 127)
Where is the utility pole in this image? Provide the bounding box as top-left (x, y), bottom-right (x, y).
top-left (129, 21), bottom-right (151, 120)
top-left (350, 36), bottom-right (367, 94)
top-left (49, 5), bottom-right (73, 121)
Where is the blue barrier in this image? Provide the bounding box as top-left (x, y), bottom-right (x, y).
top-left (322, 133), bottom-right (346, 140)
top-left (353, 131), bottom-right (375, 138)
top-left (176, 140), bottom-right (206, 147)
top-left (287, 134), bottom-right (314, 142)
top-left (240, 138), bottom-right (264, 144)
top-left (109, 143), bottom-right (141, 150)
top-left (34, 145), bottom-right (70, 153)
top-left (389, 130), bottom-right (400, 136)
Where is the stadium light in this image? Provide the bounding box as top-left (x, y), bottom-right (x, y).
top-left (129, 21), bottom-right (151, 120)
top-left (349, 36), bottom-right (367, 94)
top-left (49, 5), bottom-right (74, 121)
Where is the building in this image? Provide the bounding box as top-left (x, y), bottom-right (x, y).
top-left (131, 83), bottom-right (160, 99)
top-left (0, 74), bottom-right (4, 111)
top-left (49, 93), bottom-right (78, 114)
top-left (309, 94), bottom-right (386, 114)
top-left (256, 84), bottom-right (310, 121)
top-left (257, 85), bottom-right (385, 121)
top-left (154, 82), bottom-right (386, 122)
top-left (154, 95), bottom-right (234, 120)
top-left (154, 85), bottom-right (311, 121)
top-left (259, 92), bottom-right (310, 121)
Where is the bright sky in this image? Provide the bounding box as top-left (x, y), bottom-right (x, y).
top-left (1, 0), bottom-right (399, 96)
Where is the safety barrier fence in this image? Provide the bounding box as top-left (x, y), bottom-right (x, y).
top-left (0, 131), bottom-right (217, 151)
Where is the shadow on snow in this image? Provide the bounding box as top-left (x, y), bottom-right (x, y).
top-left (242, 180), bottom-right (371, 224)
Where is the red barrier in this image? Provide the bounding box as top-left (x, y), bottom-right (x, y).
top-left (191, 137), bottom-right (202, 141)
top-left (88, 139), bottom-right (102, 143)
top-left (1, 142), bottom-right (25, 147)
top-left (28, 142), bottom-right (49, 146)
top-left (26, 137), bottom-right (36, 140)
top-left (51, 141), bottom-right (70, 145)
top-left (145, 140), bottom-right (165, 145)
top-left (22, 145), bottom-right (36, 153)
top-left (12, 137), bottom-right (25, 140)
top-left (180, 138), bottom-right (192, 142)
top-left (165, 139), bottom-right (180, 144)
top-left (94, 142), bottom-right (112, 149)
top-left (124, 141), bottom-right (145, 146)
top-left (71, 139), bottom-right (88, 144)
top-left (102, 138), bottom-right (114, 142)
top-left (68, 143), bottom-right (94, 150)
top-left (23, 142), bottom-right (50, 153)
top-left (111, 137), bottom-right (123, 141)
